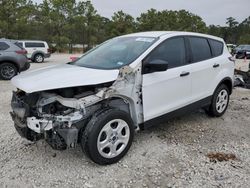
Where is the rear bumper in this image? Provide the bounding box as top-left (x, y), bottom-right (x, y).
top-left (20, 62), bottom-right (30, 71)
top-left (44, 53), bottom-right (51, 58)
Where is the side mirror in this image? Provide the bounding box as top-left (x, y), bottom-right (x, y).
top-left (144, 59), bottom-right (168, 73)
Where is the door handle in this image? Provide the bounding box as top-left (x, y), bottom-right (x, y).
top-left (180, 71), bottom-right (190, 77)
top-left (213, 64), bottom-right (220, 68)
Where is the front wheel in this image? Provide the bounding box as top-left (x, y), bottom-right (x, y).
top-left (206, 84), bottom-right (230, 117)
top-left (80, 109), bottom-right (135, 165)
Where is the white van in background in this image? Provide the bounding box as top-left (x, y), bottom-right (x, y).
top-left (17, 40), bottom-right (51, 63)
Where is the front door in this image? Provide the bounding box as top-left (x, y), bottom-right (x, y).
top-left (142, 37), bottom-right (192, 122)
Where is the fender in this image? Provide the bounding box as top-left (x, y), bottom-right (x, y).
top-left (214, 77), bottom-right (233, 95)
top-left (211, 65), bottom-right (234, 95)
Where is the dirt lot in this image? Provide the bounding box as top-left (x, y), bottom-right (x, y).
top-left (0, 54), bottom-right (250, 188)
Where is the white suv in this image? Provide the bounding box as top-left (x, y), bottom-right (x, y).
top-left (17, 40), bottom-right (51, 63)
top-left (10, 32), bottom-right (234, 165)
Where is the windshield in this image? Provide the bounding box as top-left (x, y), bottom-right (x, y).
top-left (236, 45), bottom-right (246, 49)
top-left (72, 36), bottom-right (157, 69)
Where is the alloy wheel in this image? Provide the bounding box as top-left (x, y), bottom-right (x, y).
top-left (97, 119), bottom-right (130, 159)
top-left (216, 89), bottom-right (228, 113)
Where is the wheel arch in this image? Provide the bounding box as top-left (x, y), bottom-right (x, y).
top-left (215, 77), bottom-right (233, 95)
top-left (98, 96), bottom-right (139, 129)
top-left (31, 51), bottom-right (45, 60)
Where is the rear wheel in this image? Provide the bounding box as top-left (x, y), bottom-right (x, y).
top-left (206, 84), bottom-right (230, 117)
top-left (34, 54), bottom-right (44, 63)
top-left (80, 109), bottom-right (134, 165)
top-left (0, 63), bottom-right (18, 80)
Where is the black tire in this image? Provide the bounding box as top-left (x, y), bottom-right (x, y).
top-left (80, 109), bottom-right (135, 165)
top-left (206, 84), bottom-right (230, 117)
top-left (34, 54), bottom-right (44, 63)
top-left (0, 63), bottom-right (18, 80)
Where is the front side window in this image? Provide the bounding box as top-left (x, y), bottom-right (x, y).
top-left (145, 37), bottom-right (186, 69)
top-left (72, 37), bottom-right (157, 70)
top-left (189, 37), bottom-right (212, 62)
top-left (0, 42), bottom-right (10, 51)
top-left (25, 42), bottom-right (45, 48)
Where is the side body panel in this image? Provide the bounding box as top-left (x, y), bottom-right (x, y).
top-left (142, 65), bottom-right (192, 121)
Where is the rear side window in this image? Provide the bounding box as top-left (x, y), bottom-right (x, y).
top-left (146, 37), bottom-right (186, 69)
top-left (25, 42), bottom-right (45, 48)
top-left (208, 39), bottom-right (223, 57)
top-left (0, 42), bottom-right (10, 50)
top-left (189, 37), bottom-right (212, 62)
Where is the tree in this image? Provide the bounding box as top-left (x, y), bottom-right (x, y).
top-left (239, 34), bottom-right (250, 44)
top-left (0, 0), bottom-right (37, 39)
top-left (137, 9), bottom-right (207, 33)
top-left (75, 0), bottom-right (101, 51)
top-left (0, 0), bottom-right (249, 51)
top-left (226, 17), bottom-right (239, 28)
top-left (109, 10), bottom-right (136, 37)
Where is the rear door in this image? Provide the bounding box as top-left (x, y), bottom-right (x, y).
top-left (142, 37), bottom-right (192, 122)
top-left (187, 36), bottom-right (222, 102)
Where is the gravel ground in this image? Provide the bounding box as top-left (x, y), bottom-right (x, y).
top-left (0, 54), bottom-right (250, 188)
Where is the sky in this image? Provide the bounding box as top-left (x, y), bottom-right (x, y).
top-left (34, 0), bottom-right (250, 26)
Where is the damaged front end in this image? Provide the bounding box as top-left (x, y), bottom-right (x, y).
top-left (10, 66), bottom-right (143, 150)
top-left (10, 83), bottom-right (110, 150)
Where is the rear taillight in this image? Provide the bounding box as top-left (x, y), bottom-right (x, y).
top-left (47, 48), bottom-right (51, 53)
top-left (70, 56), bottom-right (79, 62)
top-left (15, 49), bottom-right (27, 55)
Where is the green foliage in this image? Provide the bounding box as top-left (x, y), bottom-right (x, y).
top-left (0, 0), bottom-right (249, 52)
top-left (239, 34), bottom-right (250, 44)
top-left (137, 9), bottom-right (207, 33)
top-left (109, 10), bottom-right (136, 37)
top-left (207, 16), bottom-right (250, 44)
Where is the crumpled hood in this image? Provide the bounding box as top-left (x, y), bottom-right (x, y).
top-left (11, 64), bottom-right (119, 93)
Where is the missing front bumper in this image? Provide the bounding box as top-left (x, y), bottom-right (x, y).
top-left (10, 112), bottom-right (42, 141)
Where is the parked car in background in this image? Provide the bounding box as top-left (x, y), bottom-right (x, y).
top-left (226, 44), bottom-right (236, 54)
top-left (17, 40), bottom-right (51, 63)
top-left (235, 45), bottom-right (250, 59)
top-left (0, 39), bottom-right (30, 80)
top-left (10, 32), bottom-right (234, 164)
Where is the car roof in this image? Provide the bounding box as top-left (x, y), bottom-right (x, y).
top-left (18, 40), bottom-right (47, 43)
top-left (0, 39), bottom-right (18, 44)
top-left (121, 31), bottom-right (223, 41)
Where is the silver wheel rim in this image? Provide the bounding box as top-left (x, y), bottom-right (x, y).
top-left (216, 89), bottom-right (228, 113)
top-left (1, 65), bottom-right (15, 79)
top-left (36, 55), bottom-right (43, 62)
top-left (97, 119), bottom-right (130, 159)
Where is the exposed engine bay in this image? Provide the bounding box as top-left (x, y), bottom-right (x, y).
top-left (10, 66), bottom-right (143, 150)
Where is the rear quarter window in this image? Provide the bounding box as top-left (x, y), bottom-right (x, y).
top-left (208, 39), bottom-right (224, 57)
top-left (189, 37), bottom-right (212, 62)
top-left (0, 42), bottom-right (10, 50)
top-left (25, 42), bottom-right (45, 48)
